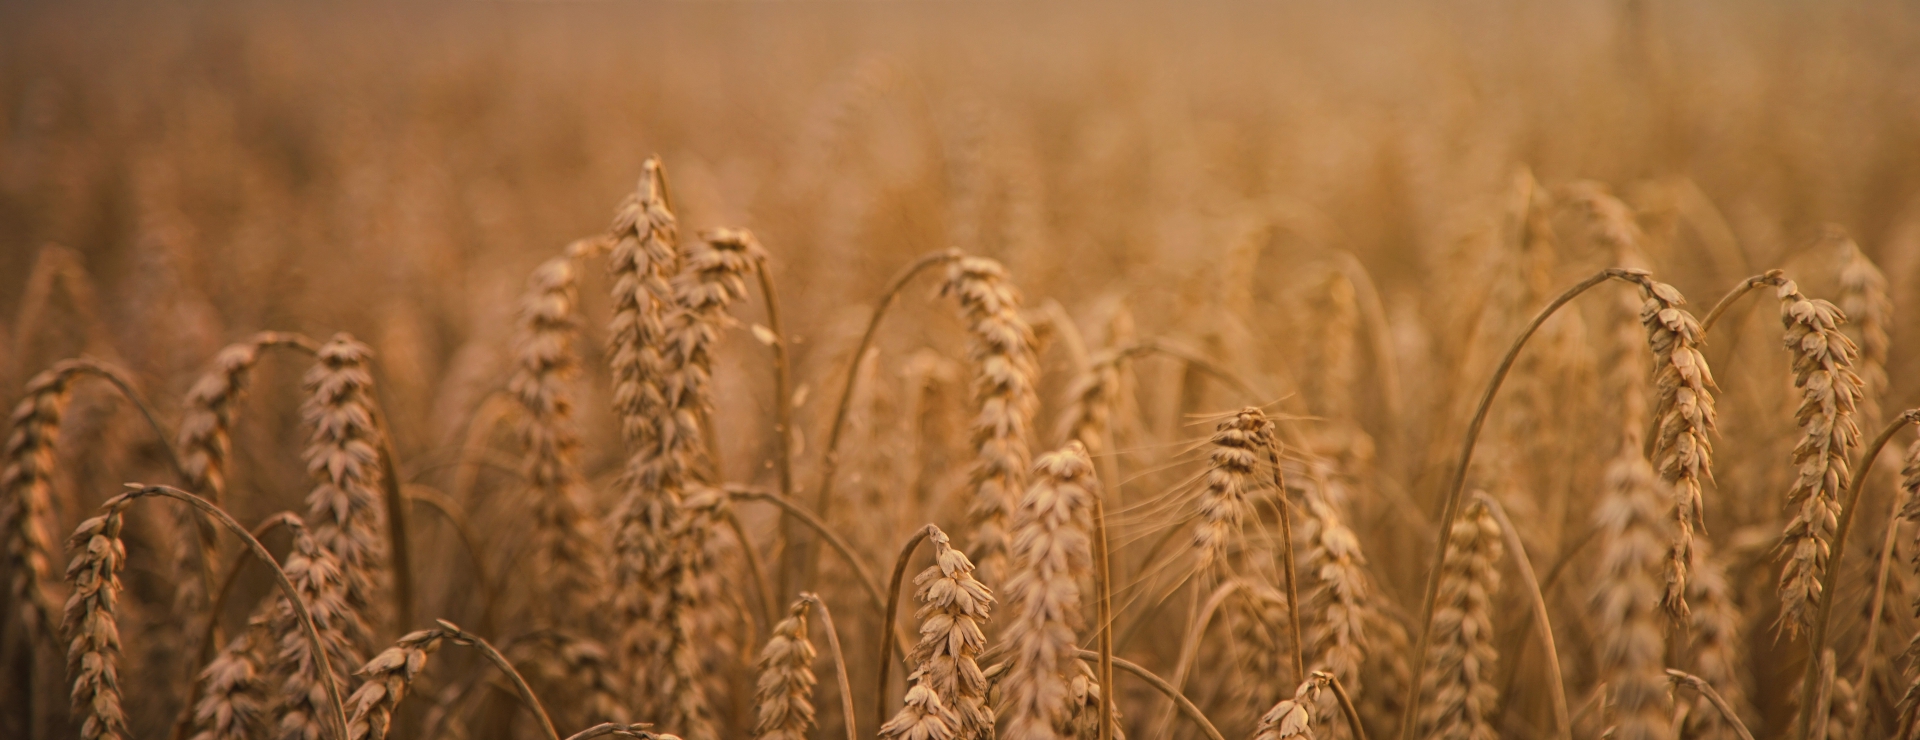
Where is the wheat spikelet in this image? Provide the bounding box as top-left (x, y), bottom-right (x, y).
top-left (270, 518), bottom-right (369, 740)
top-left (881, 684), bottom-right (959, 740)
top-left (1591, 451), bottom-right (1675, 740)
top-left (63, 496), bottom-right (132, 740)
top-left (508, 255), bottom-right (605, 624)
top-left (1193, 408), bottom-right (1269, 573)
top-left (1774, 276), bottom-right (1865, 637)
top-left (1682, 543), bottom-right (1752, 740)
top-left (1297, 462), bottom-right (1379, 738)
top-left (1833, 231), bottom-right (1891, 429)
top-left (906, 527), bottom-right (995, 740)
top-left (941, 256), bottom-right (1040, 579)
top-left (752, 598), bottom-right (818, 740)
top-left (1000, 442), bottom-right (1099, 740)
top-left (190, 618), bottom-right (270, 740)
top-left (1415, 499), bottom-right (1501, 740)
top-left (1255, 674), bottom-right (1328, 740)
top-left (5, 360), bottom-right (118, 638)
top-left (1063, 657), bottom-right (1124, 740)
top-left (299, 334), bottom-right (389, 631)
top-left (345, 627), bottom-right (447, 740)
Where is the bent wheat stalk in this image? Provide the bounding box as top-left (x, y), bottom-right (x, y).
top-left (800, 593), bottom-right (858, 740)
top-left (1795, 410), bottom-right (1920, 740)
top-left (1398, 267), bottom-right (1649, 740)
top-left (1668, 670), bottom-right (1757, 740)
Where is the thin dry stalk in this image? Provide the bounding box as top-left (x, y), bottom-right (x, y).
top-left (1001, 442), bottom-right (1098, 740)
top-left (63, 496), bottom-right (132, 740)
top-left (753, 599), bottom-right (818, 740)
top-left (800, 593), bottom-right (859, 740)
top-left (942, 256), bottom-right (1040, 580)
top-left (1666, 670), bottom-right (1757, 740)
top-left (1414, 500), bottom-right (1501, 740)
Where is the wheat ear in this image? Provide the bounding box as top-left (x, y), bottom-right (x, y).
top-left (63, 496), bottom-right (132, 740)
top-left (1256, 673), bottom-right (1329, 740)
top-left (189, 617), bottom-right (271, 740)
top-left (508, 255), bottom-right (605, 624)
top-left (299, 334), bottom-right (390, 637)
top-left (344, 627), bottom-right (447, 740)
top-left (901, 527), bottom-right (994, 740)
top-left (1415, 499), bottom-right (1501, 740)
top-left (753, 598), bottom-right (818, 740)
top-left (1001, 442), bottom-right (1100, 740)
top-left (942, 256), bottom-right (1040, 581)
top-left (1774, 275), bottom-right (1865, 637)
top-left (1591, 451), bottom-right (1675, 740)
top-left (270, 515), bottom-right (371, 740)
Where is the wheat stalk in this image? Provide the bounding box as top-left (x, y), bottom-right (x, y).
top-left (189, 618), bottom-right (270, 740)
top-left (942, 256), bottom-right (1040, 580)
top-left (1773, 275), bottom-right (1865, 637)
top-left (299, 334), bottom-right (390, 636)
top-left (1415, 499), bottom-right (1501, 740)
top-left (344, 627), bottom-right (447, 740)
top-left (63, 496), bottom-right (132, 740)
top-left (1590, 450), bottom-right (1674, 740)
top-left (508, 255), bottom-right (605, 626)
top-left (752, 598), bottom-right (818, 740)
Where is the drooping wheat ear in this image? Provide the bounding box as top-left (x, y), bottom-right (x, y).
top-left (753, 598), bottom-right (819, 740)
top-left (1255, 673), bottom-right (1329, 740)
top-left (509, 255), bottom-right (604, 624)
top-left (190, 617), bottom-right (271, 740)
top-left (881, 684), bottom-right (960, 740)
top-left (300, 334), bottom-right (390, 632)
top-left (905, 527), bottom-right (995, 740)
top-left (1193, 408), bottom-right (1269, 573)
top-left (63, 495), bottom-right (133, 740)
top-left (941, 256), bottom-right (1040, 580)
top-left (271, 518), bottom-right (370, 740)
top-left (1001, 442), bottom-right (1098, 740)
top-left (1416, 499), bottom-right (1502, 740)
top-left (1634, 274), bottom-right (1716, 621)
top-left (1774, 276), bottom-right (1865, 637)
top-left (1297, 462), bottom-right (1382, 738)
top-left (175, 332), bottom-right (317, 628)
top-left (345, 627), bottom-right (448, 740)
top-left (1591, 451), bottom-right (1676, 740)
top-left (5, 359), bottom-right (137, 639)
top-left (1833, 230), bottom-right (1891, 429)
top-left (1682, 542), bottom-right (1753, 740)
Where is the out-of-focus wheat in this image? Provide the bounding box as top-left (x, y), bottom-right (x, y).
top-left (942, 257), bottom-right (1039, 580)
top-left (1775, 276), bottom-right (1865, 637)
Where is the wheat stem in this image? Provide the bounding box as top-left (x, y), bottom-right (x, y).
top-left (1264, 431), bottom-right (1307, 686)
top-left (800, 593), bottom-right (859, 740)
top-left (1699, 270), bottom-right (1786, 334)
top-left (1667, 670), bottom-right (1756, 740)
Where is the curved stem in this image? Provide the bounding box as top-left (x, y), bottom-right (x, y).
top-left (1154, 580), bottom-right (1247, 740)
top-left (1859, 468), bottom-right (1907, 691)
top-left (753, 259), bottom-right (798, 585)
top-left (726, 486), bottom-right (913, 661)
top-left (1264, 438), bottom-right (1307, 686)
top-left (1473, 493), bottom-right (1571, 740)
top-left (439, 620), bottom-right (561, 740)
top-left (404, 485), bottom-right (498, 637)
top-left (806, 249), bottom-right (963, 579)
top-left (1668, 670), bottom-right (1757, 740)
top-left (123, 485), bottom-right (350, 740)
top-left (721, 506), bottom-right (776, 640)
top-left (876, 524), bottom-right (937, 729)
top-left (1398, 268), bottom-right (1640, 740)
top-left (1326, 673), bottom-right (1370, 740)
top-left (1075, 649), bottom-right (1225, 740)
top-left (801, 594), bottom-right (859, 740)
top-left (1092, 496), bottom-right (1115, 740)
top-left (1795, 410), bottom-right (1920, 740)
top-left (1699, 270), bottom-right (1786, 335)
top-left (168, 511), bottom-right (301, 740)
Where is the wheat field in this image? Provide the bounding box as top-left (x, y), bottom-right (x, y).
top-left (5, 1), bottom-right (1920, 739)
